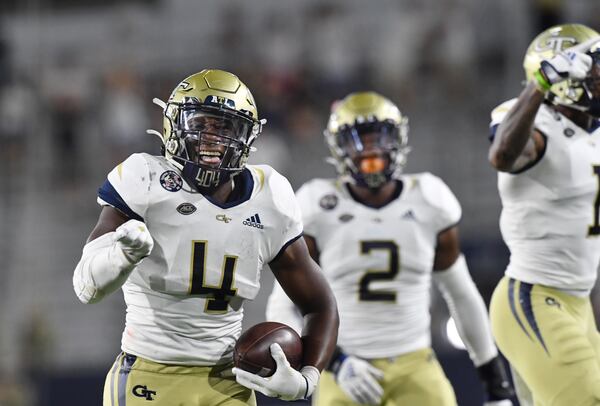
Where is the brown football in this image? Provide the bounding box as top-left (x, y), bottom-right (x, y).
top-left (233, 321), bottom-right (303, 377)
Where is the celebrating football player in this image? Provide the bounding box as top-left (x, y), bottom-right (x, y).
top-left (267, 92), bottom-right (514, 405)
top-left (488, 24), bottom-right (600, 405)
top-left (72, 69), bottom-right (338, 405)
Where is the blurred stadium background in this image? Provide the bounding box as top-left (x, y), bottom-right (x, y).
top-left (0, 1), bottom-right (599, 405)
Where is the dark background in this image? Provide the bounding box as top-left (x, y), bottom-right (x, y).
top-left (0, 1), bottom-right (599, 405)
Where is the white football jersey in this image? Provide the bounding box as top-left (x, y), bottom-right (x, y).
top-left (491, 99), bottom-right (600, 294)
top-left (267, 173), bottom-right (461, 359)
top-left (97, 153), bottom-right (302, 365)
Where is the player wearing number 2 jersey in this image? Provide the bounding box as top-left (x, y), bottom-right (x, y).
top-left (488, 24), bottom-right (600, 405)
top-left (267, 92), bottom-right (514, 405)
top-left (72, 69), bottom-right (338, 405)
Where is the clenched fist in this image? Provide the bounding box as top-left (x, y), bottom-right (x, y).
top-left (114, 220), bottom-right (154, 264)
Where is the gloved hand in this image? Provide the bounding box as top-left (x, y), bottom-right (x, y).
top-left (114, 220), bottom-right (154, 264)
top-left (232, 343), bottom-right (320, 401)
top-left (539, 50), bottom-right (592, 86)
top-left (477, 356), bottom-right (515, 406)
top-left (484, 400), bottom-right (514, 406)
top-left (334, 355), bottom-right (384, 405)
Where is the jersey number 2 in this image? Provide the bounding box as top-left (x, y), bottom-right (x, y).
top-left (590, 165), bottom-right (600, 236)
top-left (189, 241), bottom-right (238, 313)
top-left (359, 241), bottom-right (399, 302)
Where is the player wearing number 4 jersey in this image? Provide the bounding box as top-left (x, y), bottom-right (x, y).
top-left (267, 92), bottom-right (514, 405)
top-left (488, 24), bottom-right (600, 406)
top-left (72, 69), bottom-right (338, 405)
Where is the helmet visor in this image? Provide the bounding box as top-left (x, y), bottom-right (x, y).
top-left (584, 52), bottom-right (600, 98)
top-left (336, 122), bottom-right (400, 158)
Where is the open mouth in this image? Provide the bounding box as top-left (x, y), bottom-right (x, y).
top-left (198, 149), bottom-right (224, 165)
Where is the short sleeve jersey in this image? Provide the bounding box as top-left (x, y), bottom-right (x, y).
top-left (290, 173), bottom-right (460, 358)
top-left (98, 153), bottom-right (302, 365)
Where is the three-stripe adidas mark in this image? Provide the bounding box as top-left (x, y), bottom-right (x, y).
top-left (243, 213), bottom-right (264, 229)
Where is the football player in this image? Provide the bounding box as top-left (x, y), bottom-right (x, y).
top-left (72, 69), bottom-right (339, 405)
top-left (266, 92), bottom-right (514, 405)
top-left (488, 23), bottom-right (600, 405)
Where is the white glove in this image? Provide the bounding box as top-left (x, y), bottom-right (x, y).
top-left (114, 220), bottom-right (154, 264)
top-left (336, 355), bottom-right (384, 405)
top-left (540, 50), bottom-right (592, 84)
top-left (232, 343), bottom-right (320, 401)
top-left (484, 400), bottom-right (514, 406)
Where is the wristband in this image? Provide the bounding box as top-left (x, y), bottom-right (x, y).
top-left (533, 70), bottom-right (552, 92)
top-left (327, 346), bottom-right (347, 375)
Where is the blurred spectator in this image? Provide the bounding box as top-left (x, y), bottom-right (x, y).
top-left (0, 74), bottom-right (35, 193)
top-left (42, 49), bottom-right (92, 188)
top-left (100, 68), bottom-right (150, 165)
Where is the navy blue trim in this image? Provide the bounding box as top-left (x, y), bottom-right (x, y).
top-left (109, 353), bottom-right (122, 406)
top-left (489, 124), bottom-right (499, 142)
top-left (589, 119), bottom-right (600, 133)
top-left (118, 353), bottom-right (137, 406)
top-left (519, 282), bottom-right (549, 355)
top-left (98, 180), bottom-right (144, 222)
top-left (508, 279), bottom-right (531, 340)
top-left (270, 233), bottom-right (303, 264)
top-left (203, 169), bottom-right (254, 209)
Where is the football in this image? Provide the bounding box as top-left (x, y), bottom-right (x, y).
top-left (234, 321), bottom-right (303, 377)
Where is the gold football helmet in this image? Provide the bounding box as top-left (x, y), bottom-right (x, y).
top-left (149, 69), bottom-right (263, 192)
top-left (524, 23), bottom-right (600, 112)
top-left (325, 92), bottom-right (409, 189)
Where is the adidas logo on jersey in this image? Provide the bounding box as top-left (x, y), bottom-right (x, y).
top-left (402, 210), bottom-right (416, 221)
top-left (243, 213), bottom-right (264, 229)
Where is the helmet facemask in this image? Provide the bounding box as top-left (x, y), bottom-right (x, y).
top-left (328, 119), bottom-right (409, 190)
top-left (166, 100), bottom-right (260, 192)
top-left (581, 51), bottom-right (600, 118)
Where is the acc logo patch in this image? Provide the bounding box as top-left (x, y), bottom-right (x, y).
top-left (339, 213), bottom-right (354, 223)
top-left (319, 194), bottom-right (338, 210)
top-left (160, 170), bottom-right (183, 192)
top-left (176, 203), bottom-right (196, 215)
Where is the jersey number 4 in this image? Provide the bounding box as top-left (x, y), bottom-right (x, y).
top-left (189, 241), bottom-right (238, 313)
top-left (359, 241), bottom-right (399, 302)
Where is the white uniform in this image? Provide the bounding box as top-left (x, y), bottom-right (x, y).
top-left (490, 99), bottom-right (600, 294)
top-left (98, 153), bottom-right (302, 366)
top-left (268, 173), bottom-right (461, 359)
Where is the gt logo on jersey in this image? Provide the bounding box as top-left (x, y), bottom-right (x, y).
top-left (216, 214), bottom-right (232, 223)
top-left (534, 36), bottom-right (576, 53)
top-left (132, 385), bottom-right (157, 401)
top-left (206, 95), bottom-right (236, 109)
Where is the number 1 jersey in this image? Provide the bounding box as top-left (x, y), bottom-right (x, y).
top-left (490, 100), bottom-right (600, 294)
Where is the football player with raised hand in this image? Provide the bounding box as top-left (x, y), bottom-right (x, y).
top-left (72, 69), bottom-right (339, 405)
top-left (488, 23), bottom-right (600, 405)
top-left (267, 92), bottom-right (514, 405)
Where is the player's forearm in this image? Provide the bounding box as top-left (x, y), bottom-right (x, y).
top-left (73, 232), bottom-right (137, 304)
top-left (301, 293), bottom-right (339, 371)
top-left (489, 82), bottom-right (545, 171)
top-left (433, 254), bottom-right (497, 366)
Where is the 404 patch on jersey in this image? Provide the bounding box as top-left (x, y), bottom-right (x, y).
top-left (160, 170), bottom-right (183, 192)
